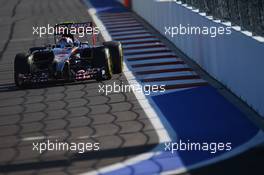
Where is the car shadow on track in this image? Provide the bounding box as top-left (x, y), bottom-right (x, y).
top-left (0, 80), bottom-right (99, 93)
top-left (0, 144), bottom-right (157, 173)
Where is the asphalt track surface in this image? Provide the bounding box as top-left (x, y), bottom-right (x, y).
top-left (0, 0), bottom-right (159, 174)
top-left (0, 0), bottom-right (264, 175)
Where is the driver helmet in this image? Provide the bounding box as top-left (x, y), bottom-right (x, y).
top-left (58, 37), bottom-right (73, 48)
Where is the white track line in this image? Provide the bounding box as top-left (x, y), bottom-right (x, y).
top-left (83, 0), bottom-right (172, 175)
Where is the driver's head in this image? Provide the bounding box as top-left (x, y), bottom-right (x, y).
top-left (58, 37), bottom-right (73, 48)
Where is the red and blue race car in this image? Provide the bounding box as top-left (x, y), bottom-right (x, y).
top-left (14, 22), bottom-right (123, 88)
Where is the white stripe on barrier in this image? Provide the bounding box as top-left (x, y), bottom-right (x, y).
top-left (103, 20), bottom-right (139, 25)
top-left (133, 0), bottom-right (264, 117)
top-left (100, 16), bottom-right (134, 20)
top-left (127, 58), bottom-right (180, 64)
top-left (122, 42), bottom-right (163, 48)
top-left (104, 23), bottom-right (142, 29)
top-left (113, 33), bottom-right (153, 40)
top-left (132, 64), bottom-right (189, 72)
top-left (142, 79), bottom-right (207, 86)
top-left (124, 47), bottom-right (168, 54)
top-left (125, 53), bottom-right (175, 59)
top-left (100, 17), bottom-right (136, 23)
top-left (108, 27), bottom-right (145, 32)
top-left (118, 37), bottom-right (158, 43)
top-left (109, 30), bottom-right (148, 36)
top-left (150, 87), bottom-right (195, 96)
top-left (135, 71), bottom-right (198, 79)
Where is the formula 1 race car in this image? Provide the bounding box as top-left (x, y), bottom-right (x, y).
top-left (14, 22), bottom-right (123, 88)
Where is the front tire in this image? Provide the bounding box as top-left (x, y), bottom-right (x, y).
top-left (62, 63), bottom-right (73, 82)
top-left (14, 53), bottom-right (30, 88)
top-left (103, 41), bottom-right (123, 74)
top-left (93, 47), bottom-right (113, 81)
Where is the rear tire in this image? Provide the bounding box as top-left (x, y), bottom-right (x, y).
top-left (93, 47), bottom-right (113, 81)
top-left (14, 53), bottom-right (30, 88)
top-left (103, 41), bottom-right (123, 74)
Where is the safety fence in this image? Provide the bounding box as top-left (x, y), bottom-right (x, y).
top-left (179, 0), bottom-right (264, 37)
top-left (127, 0), bottom-right (264, 117)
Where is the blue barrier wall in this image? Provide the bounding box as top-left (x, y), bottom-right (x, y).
top-left (132, 0), bottom-right (264, 117)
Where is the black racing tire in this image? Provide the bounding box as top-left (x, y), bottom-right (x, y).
top-left (93, 47), bottom-right (113, 81)
top-left (103, 41), bottom-right (123, 74)
top-left (28, 47), bottom-right (46, 54)
top-left (14, 53), bottom-right (30, 88)
top-left (62, 63), bottom-right (73, 82)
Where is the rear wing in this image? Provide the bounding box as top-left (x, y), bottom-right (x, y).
top-left (54, 22), bottom-right (97, 45)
